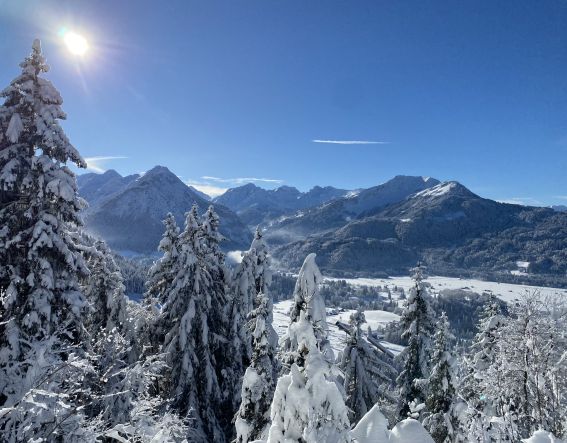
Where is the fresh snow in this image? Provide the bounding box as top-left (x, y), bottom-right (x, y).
top-left (324, 275), bottom-right (567, 303)
top-left (273, 299), bottom-right (401, 356)
top-left (350, 404), bottom-right (389, 442)
top-left (522, 430), bottom-right (565, 443)
top-left (414, 182), bottom-right (456, 198)
top-left (388, 419), bottom-right (435, 443)
top-left (351, 408), bottom-right (435, 443)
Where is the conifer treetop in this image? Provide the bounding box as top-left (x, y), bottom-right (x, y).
top-left (1, 39), bottom-right (86, 170)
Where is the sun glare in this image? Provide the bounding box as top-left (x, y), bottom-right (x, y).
top-left (63, 31), bottom-right (88, 56)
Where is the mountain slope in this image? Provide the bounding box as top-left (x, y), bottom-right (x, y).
top-left (273, 181), bottom-right (567, 279)
top-left (82, 166), bottom-right (251, 253)
top-left (77, 169), bottom-right (139, 212)
top-left (188, 185), bottom-right (211, 201)
top-left (214, 183), bottom-right (348, 225)
top-left (265, 175), bottom-right (440, 243)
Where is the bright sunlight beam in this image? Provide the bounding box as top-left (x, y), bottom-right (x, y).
top-left (63, 31), bottom-right (88, 56)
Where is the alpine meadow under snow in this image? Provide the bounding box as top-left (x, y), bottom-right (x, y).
top-left (0, 41), bottom-right (566, 443)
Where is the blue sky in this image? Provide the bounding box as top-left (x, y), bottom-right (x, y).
top-left (1, 0), bottom-right (566, 205)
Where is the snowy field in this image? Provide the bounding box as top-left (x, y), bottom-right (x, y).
top-left (273, 299), bottom-right (403, 356)
top-left (324, 275), bottom-right (567, 303)
top-left (273, 275), bottom-right (567, 358)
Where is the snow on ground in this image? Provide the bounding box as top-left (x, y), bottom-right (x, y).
top-left (273, 299), bottom-right (402, 356)
top-left (324, 275), bottom-right (567, 303)
top-left (273, 274), bottom-right (566, 357)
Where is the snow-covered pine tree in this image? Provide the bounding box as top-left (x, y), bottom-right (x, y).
top-left (76, 232), bottom-right (155, 428)
top-left (396, 264), bottom-right (435, 420)
top-left (145, 212), bottom-right (180, 308)
top-left (267, 309), bottom-right (350, 443)
top-left (460, 295), bottom-right (505, 409)
top-left (229, 247), bottom-right (257, 384)
top-left (234, 291), bottom-right (279, 443)
top-left (229, 227), bottom-right (278, 399)
top-left (144, 212), bottom-right (180, 352)
top-left (250, 227), bottom-right (271, 295)
top-left (154, 204), bottom-right (231, 442)
top-left (281, 253), bottom-right (333, 366)
top-left (0, 39), bottom-right (97, 440)
top-left (491, 293), bottom-right (567, 439)
top-left (249, 226), bottom-right (279, 363)
top-left (340, 309), bottom-right (398, 423)
top-left (423, 312), bottom-right (457, 443)
top-left (201, 205), bottom-right (242, 438)
top-left (79, 235), bottom-right (128, 336)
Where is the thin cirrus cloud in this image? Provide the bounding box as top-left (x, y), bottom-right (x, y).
top-left (312, 139), bottom-right (390, 145)
top-left (84, 156), bottom-right (128, 173)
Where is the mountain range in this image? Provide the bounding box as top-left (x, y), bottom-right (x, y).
top-left (77, 167), bottom-right (567, 285)
top-left (272, 181), bottom-right (566, 280)
top-left (78, 166), bottom-right (251, 254)
top-left (213, 183), bottom-right (349, 226)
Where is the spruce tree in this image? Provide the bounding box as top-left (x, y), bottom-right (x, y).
top-left (281, 253), bottom-right (333, 365)
top-left (423, 312), bottom-right (456, 443)
top-left (79, 235), bottom-right (128, 335)
top-left (267, 310), bottom-right (350, 443)
top-left (234, 292), bottom-right (278, 443)
top-left (144, 212), bottom-right (180, 352)
top-left (396, 264), bottom-right (435, 420)
top-left (233, 228), bottom-right (279, 443)
top-left (154, 205), bottom-right (233, 442)
top-left (0, 39), bottom-right (94, 440)
top-left (340, 309), bottom-right (397, 423)
top-left (249, 227), bottom-right (278, 356)
top-left (460, 295), bottom-right (506, 412)
top-left (229, 247), bottom-right (257, 379)
top-left (145, 212), bottom-right (180, 308)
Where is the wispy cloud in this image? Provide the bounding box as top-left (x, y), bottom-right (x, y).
top-left (184, 175), bottom-right (284, 198)
top-left (554, 195), bottom-right (567, 200)
top-left (312, 139), bottom-right (390, 145)
top-left (84, 156), bottom-right (128, 173)
top-left (201, 176), bottom-right (284, 185)
top-left (185, 180), bottom-right (228, 198)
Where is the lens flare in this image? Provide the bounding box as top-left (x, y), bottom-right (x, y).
top-left (63, 31), bottom-right (88, 56)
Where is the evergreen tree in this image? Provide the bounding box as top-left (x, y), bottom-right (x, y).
top-left (458, 293), bottom-right (567, 441)
top-left (154, 205), bottom-right (232, 442)
top-left (234, 292), bottom-right (278, 443)
top-left (396, 264), bottom-right (435, 420)
top-left (229, 247), bottom-right (257, 381)
top-left (460, 295), bottom-right (506, 414)
top-left (267, 310), bottom-right (350, 443)
top-left (0, 39), bottom-right (96, 440)
top-left (201, 205), bottom-right (239, 438)
top-left (423, 312), bottom-right (457, 443)
top-left (145, 212), bottom-right (180, 308)
top-left (281, 253), bottom-right (333, 365)
top-left (250, 227), bottom-right (271, 295)
top-left (79, 235), bottom-right (128, 336)
top-left (249, 227), bottom-right (279, 359)
top-left (490, 294), bottom-right (566, 439)
top-left (144, 212), bottom-right (180, 352)
top-left (340, 309), bottom-right (397, 423)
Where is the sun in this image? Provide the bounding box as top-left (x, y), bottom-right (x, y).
top-left (63, 31), bottom-right (88, 56)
